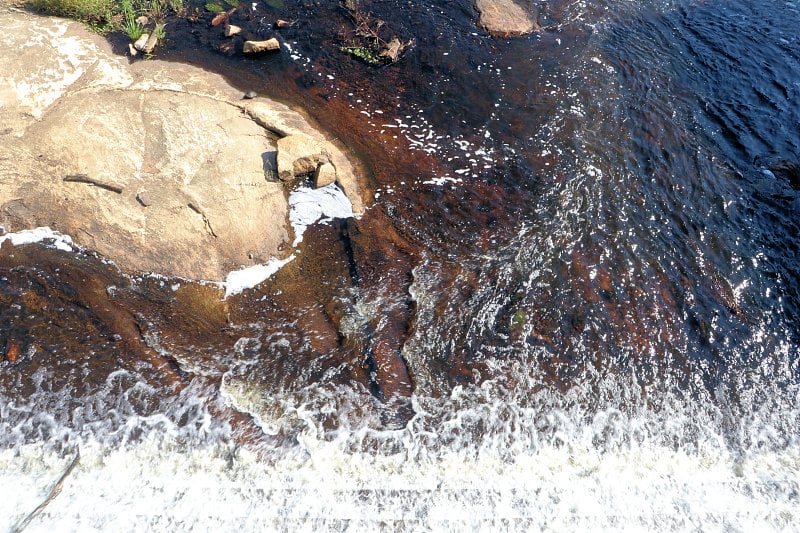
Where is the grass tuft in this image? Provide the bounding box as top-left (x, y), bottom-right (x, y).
top-left (28, 0), bottom-right (179, 44)
top-left (29, 0), bottom-right (116, 24)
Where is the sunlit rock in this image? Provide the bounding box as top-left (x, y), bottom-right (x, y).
top-left (133, 32), bottom-right (150, 52)
top-left (314, 162), bottom-right (337, 188)
top-left (475, 0), bottom-right (539, 35)
top-left (243, 38), bottom-right (280, 54)
top-left (225, 24), bottom-right (242, 37)
top-left (277, 133), bottom-right (325, 181)
top-left (142, 32), bottom-right (158, 54)
top-left (0, 10), bottom-right (365, 280)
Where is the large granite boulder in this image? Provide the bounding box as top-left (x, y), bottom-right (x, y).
top-left (0, 5), bottom-right (364, 280)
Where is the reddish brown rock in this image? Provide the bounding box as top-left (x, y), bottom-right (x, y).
top-left (4, 340), bottom-right (19, 363)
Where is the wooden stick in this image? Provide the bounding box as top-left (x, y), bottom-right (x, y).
top-left (12, 450), bottom-right (81, 533)
top-left (63, 174), bottom-right (124, 194)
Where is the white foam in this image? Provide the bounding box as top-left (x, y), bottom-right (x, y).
top-left (223, 256), bottom-right (294, 299)
top-left (1, 385), bottom-right (798, 531)
top-left (288, 184), bottom-right (355, 247)
top-left (0, 226), bottom-right (74, 252)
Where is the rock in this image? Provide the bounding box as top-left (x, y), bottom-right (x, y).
top-left (128, 42), bottom-right (138, 56)
top-left (275, 19), bottom-right (291, 29)
top-left (474, 0), bottom-right (539, 35)
top-left (135, 15), bottom-right (149, 25)
top-left (0, 10), bottom-right (365, 280)
top-left (243, 100), bottom-right (365, 213)
top-left (211, 12), bottom-right (229, 27)
top-left (133, 33), bottom-right (150, 52)
top-left (225, 24), bottom-right (242, 37)
top-left (4, 340), bottom-right (19, 363)
top-left (276, 133), bottom-right (324, 181)
top-left (136, 190), bottom-right (152, 207)
top-left (142, 32), bottom-right (159, 54)
top-left (243, 38), bottom-right (280, 54)
top-left (242, 91), bottom-right (258, 99)
top-left (314, 162), bottom-right (337, 188)
top-left (767, 159), bottom-right (800, 189)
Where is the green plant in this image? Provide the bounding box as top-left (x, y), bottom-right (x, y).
top-left (204, 2), bottom-right (223, 12)
top-left (223, 0), bottom-right (239, 6)
top-left (29, 0), bottom-right (116, 24)
top-left (119, 0), bottom-right (143, 39)
top-left (339, 44), bottom-right (382, 66)
top-left (510, 309), bottom-right (526, 331)
top-left (337, 0), bottom-right (409, 66)
top-left (122, 17), bottom-right (144, 39)
top-left (154, 21), bottom-right (166, 41)
top-left (146, 0), bottom-right (163, 18)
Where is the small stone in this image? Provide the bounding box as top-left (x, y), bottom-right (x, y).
top-left (211, 12), bottom-right (229, 27)
top-left (4, 341), bottom-right (19, 363)
top-left (143, 33), bottom-right (159, 54)
top-left (225, 24), bottom-right (242, 37)
top-left (243, 38), bottom-right (280, 54)
top-left (135, 15), bottom-right (149, 25)
top-left (275, 19), bottom-right (291, 28)
top-left (128, 42), bottom-right (138, 56)
top-left (136, 190), bottom-right (152, 207)
top-left (314, 162), bottom-right (336, 188)
top-left (242, 91), bottom-right (258, 100)
top-left (133, 33), bottom-right (150, 52)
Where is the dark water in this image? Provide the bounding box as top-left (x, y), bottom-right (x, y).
top-left (2, 0), bottom-right (800, 528)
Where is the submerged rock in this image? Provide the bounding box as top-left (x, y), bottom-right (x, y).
top-left (768, 159), bottom-right (800, 189)
top-left (0, 10), bottom-right (365, 280)
top-left (474, 0), bottom-right (539, 35)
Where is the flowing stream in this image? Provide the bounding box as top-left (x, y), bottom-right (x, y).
top-left (2, 0), bottom-right (800, 529)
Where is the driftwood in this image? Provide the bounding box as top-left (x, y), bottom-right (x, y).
top-left (63, 174), bottom-right (124, 194)
top-left (12, 450), bottom-right (81, 533)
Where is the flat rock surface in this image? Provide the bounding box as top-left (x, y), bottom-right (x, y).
top-left (0, 5), bottom-right (363, 280)
top-left (475, 0), bottom-right (539, 35)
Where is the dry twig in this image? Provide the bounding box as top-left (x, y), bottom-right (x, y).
top-left (12, 450), bottom-right (81, 532)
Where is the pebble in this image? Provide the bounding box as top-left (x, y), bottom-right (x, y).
top-left (137, 190), bottom-right (152, 207)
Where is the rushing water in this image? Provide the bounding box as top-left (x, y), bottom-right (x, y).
top-left (2, 0), bottom-right (800, 529)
